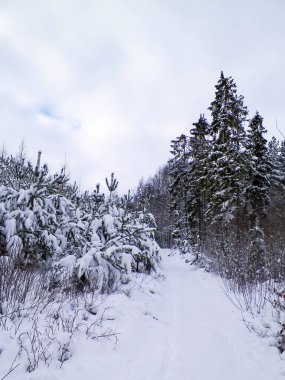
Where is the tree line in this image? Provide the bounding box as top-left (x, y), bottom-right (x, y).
top-left (136, 72), bottom-right (285, 287)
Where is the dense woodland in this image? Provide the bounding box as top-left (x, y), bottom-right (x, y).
top-left (2, 72), bottom-right (285, 373)
top-left (135, 73), bottom-right (285, 338)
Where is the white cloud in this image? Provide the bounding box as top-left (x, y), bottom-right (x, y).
top-left (0, 0), bottom-right (284, 192)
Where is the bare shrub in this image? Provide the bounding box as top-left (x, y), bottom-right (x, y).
top-left (0, 255), bottom-right (117, 376)
top-left (222, 278), bottom-right (270, 315)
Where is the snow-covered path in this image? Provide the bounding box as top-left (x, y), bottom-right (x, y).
top-left (159, 252), bottom-right (283, 379)
top-left (24, 250), bottom-right (284, 379)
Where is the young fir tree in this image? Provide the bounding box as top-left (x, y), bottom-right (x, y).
top-left (206, 72), bottom-right (248, 242)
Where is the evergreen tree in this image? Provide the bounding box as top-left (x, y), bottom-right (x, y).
top-left (278, 140), bottom-right (285, 183)
top-left (169, 134), bottom-right (191, 249)
top-left (206, 72), bottom-right (248, 241)
top-left (187, 114), bottom-right (210, 248)
top-left (278, 140), bottom-right (285, 184)
top-left (244, 112), bottom-right (270, 280)
top-left (268, 136), bottom-right (281, 187)
top-left (267, 137), bottom-right (283, 217)
top-left (245, 112), bottom-right (271, 224)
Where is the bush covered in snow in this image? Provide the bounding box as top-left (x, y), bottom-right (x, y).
top-left (0, 149), bottom-right (161, 375)
top-left (0, 151), bottom-right (160, 294)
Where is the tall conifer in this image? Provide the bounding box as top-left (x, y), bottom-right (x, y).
top-left (206, 72), bottom-right (248, 241)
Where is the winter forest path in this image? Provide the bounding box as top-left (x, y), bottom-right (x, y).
top-left (159, 251), bottom-right (283, 380)
top-left (57, 250), bottom-right (283, 380)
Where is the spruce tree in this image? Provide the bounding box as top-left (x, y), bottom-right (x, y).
top-left (278, 140), bottom-right (285, 185)
top-left (246, 112), bottom-right (271, 224)
top-left (268, 136), bottom-right (281, 187)
top-left (245, 112), bottom-right (271, 281)
top-left (187, 114), bottom-right (210, 248)
top-left (206, 72), bottom-right (248, 242)
top-left (169, 134), bottom-right (191, 250)
top-left (267, 137), bottom-right (283, 213)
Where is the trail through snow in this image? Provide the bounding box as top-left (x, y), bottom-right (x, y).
top-left (159, 252), bottom-right (283, 379)
top-left (12, 250), bottom-right (284, 379)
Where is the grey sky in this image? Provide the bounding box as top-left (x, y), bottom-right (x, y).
top-left (0, 0), bottom-right (284, 193)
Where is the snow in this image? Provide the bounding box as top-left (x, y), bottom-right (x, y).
top-left (2, 250), bottom-right (284, 379)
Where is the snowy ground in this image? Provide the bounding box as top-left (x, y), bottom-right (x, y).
top-left (2, 249), bottom-right (285, 379)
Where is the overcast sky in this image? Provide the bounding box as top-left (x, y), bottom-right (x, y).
top-left (0, 0), bottom-right (284, 193)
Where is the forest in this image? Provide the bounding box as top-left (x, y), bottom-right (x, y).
top-left (1, 72), bottom-right (285, 376)
top-left (137, 72), bottom-right (285, 284)
top-left (135, 72), bottom-right (285, 352)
